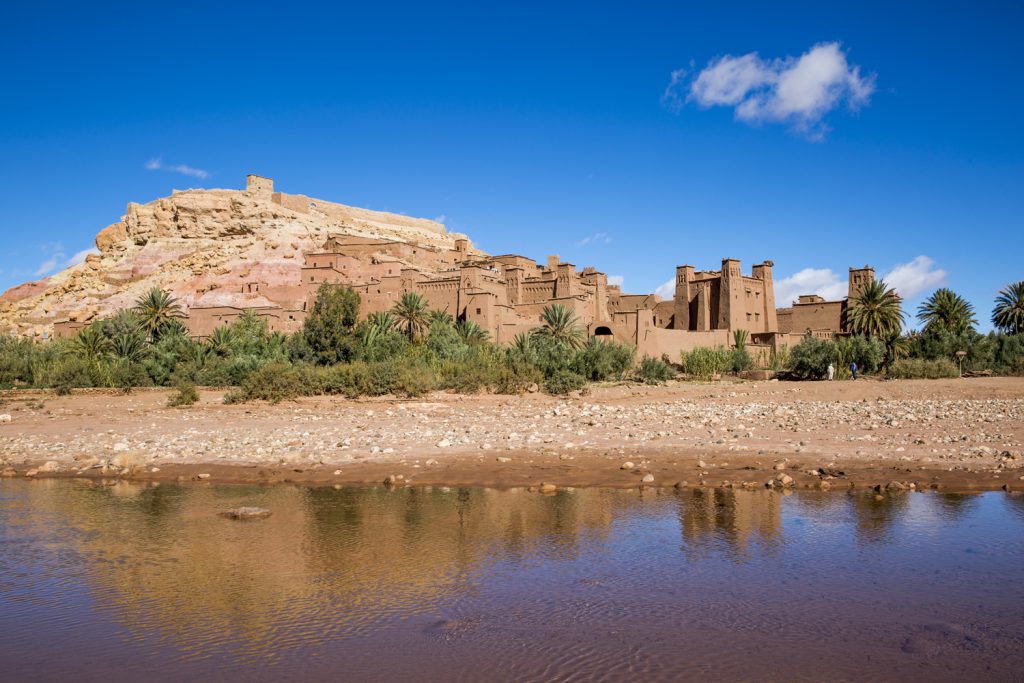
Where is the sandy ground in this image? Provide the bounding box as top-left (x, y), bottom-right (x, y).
top-left (1, 377), bottom-right (1023, 493)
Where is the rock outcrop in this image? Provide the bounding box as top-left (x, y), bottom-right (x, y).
top-left (0, 178), bottom-right (475, 337)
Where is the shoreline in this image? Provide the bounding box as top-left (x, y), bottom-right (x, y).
top-left (2, 377), bottom-right (1023, 494)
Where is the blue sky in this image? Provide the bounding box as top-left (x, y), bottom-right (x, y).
top-left (1, 1), bottom-right (1021, 330)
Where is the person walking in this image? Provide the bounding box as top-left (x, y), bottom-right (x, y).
top-left (827, 362), bottom-right (835, 381)
top-left (850, 360), bottom-right (857, 381)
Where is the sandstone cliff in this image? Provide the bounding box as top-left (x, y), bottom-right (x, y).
top-left (0, 180), bottom-right (476, 337)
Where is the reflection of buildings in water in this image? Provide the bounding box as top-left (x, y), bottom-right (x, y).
top-left (19, 481), bottom-right (634, 663)
top-left (849, 491), bottom-right (911, 544)
top-left (677, 489), bottom-right (783, 560)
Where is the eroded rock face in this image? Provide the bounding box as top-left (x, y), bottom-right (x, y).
top-left (0, 182), bottom-right (473, 337)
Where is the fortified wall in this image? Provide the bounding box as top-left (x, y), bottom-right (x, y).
top-left (45, 174), bottom-right (867, 362)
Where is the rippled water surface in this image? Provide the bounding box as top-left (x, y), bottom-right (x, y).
top-left (2, 480), bottom-right (1023, 682)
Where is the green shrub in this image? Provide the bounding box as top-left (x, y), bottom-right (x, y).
top-left (787, 336), bottom-right (834, 380)
top-left (543, 369), bottom-right (586, 395)
top-left (168, 380), bottom-right (200, 407)
top-left (393, 362), bottom-right (436, 397)
top-left (681, 346), bottom-right (732, 380)
top-left (731, 348), bottom-right (754, 373)
top-left (572, 339), bottom-right (635, 381)
top-left (637, 356), bottom-right (675, 384)
top-left (225, 362), bottom-right (318, 404)
top-left (887, 358), bottom-right (959, 379)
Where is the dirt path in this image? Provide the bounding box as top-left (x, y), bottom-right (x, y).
top-left (2, 377), bottom-right (1022, 493)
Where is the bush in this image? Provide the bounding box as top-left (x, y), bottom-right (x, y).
top-left (887, 358), bottom-right (959, 379)
top-left (168, 380), bottom-right (200, 407)
top-left (393, 362), bottom-right (436, 397)
top-left (787, 336), bottom-right (833, 380)
top-left (572, 339), bottom-right (635, 381)
top-left (543, 369), bottom-right (586, 395)
top-left (681, 346), bottom-right (732, 380)
top-left (225, 363), bottom-right (318, 404)
top-left (731, 348), bottom-right (754, 373)
top-left (637, 356), bottom-right (675, 384)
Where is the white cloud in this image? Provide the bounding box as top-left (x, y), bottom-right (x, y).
top-left (655, 278), bottom-right (675, 300)
top-left (774, 267), bottom-right (848, 306)
top-left (145, 157), bottom-right (210, 179)
top-left (66, 247), bottom-right (99, 268)
top-left (34, 255), bottom-right (61, 277)
top-left (883, 255), bottom-right (946, 300)
top-left (774, 256), bottom-right (947, 306)
top-left (668, 42), bottom-right (875, 139)
top-left (660, 67), bottom-right (689, 112)
top-left (433, 215), bottom-right (447, 225)
top-left (576, 232), bottom-right (612, 247)
top-left (608, 275), bottom-right (624, 287)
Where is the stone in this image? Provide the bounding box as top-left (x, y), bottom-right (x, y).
top-left (538, 483), bottom-right (557, 494)
top-left (773, 461), bottom-right (787, 471)
top-left (1, 468), bottom-right (17, 477)
top-left (196, 473), bottom-right (211, 480)
top-left (0, 414), bottom-right (11, 423)
top-left (383, 475), bottom-right (400, 486)
top-left (620, 461), bottom-right (635, 470)
top-left (436, 439), bottom-right (452, 448)
top-left (25, 469), bottom-right (39, 477)
top-left (641, 474), bottom-right (655, 483)
top-left (496, 456), bottom-right (511, 463)
top-left (38, 461), bottom-right (60, 473)
top-left (219, 507), bottom-right (272, 520)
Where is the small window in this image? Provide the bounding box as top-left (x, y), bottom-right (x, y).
top-left (476, 308), bottom-right (482, 315)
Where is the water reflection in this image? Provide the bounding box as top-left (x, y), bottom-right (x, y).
top-left (2, 480), bottom-right (1023, 682)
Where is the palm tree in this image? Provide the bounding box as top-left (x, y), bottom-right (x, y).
top-left (68, 324), bottom-right (111, 362)
top-left (392, 292), bottom-right (429, 342)
top-left (917, 288), bottom-right (977, 335)
top-left (846, 279), bottom-right (904, 337)
top-left (455, 320), bottom-right (490, 345)
top-left (511, 332), bottom-right (532, 354)
top-left (110, 330), bottom-right (148, 362)
top-left (133, 288), bottom-right (183, 341)
top-left (733, 329), bottom-right (749, 351)
top-left (367, 311), bottom-right (398, 333)
top-left (206, 325), bottom-right (234, 356)
top-left (881, 330), bottom-right (909, 369)
top-left (992, 281), bottom-right (1024, 334)
top-left (531, 304), bottom-right (585, 350)
top-left (428, 310), bottom-right (454, 327)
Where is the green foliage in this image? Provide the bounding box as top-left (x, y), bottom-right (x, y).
top-left (992, 281), bottom-right (1024, 334)
top-left (133, 288), bottom-right (184, 342)
top-left (531, 304), bottom-right (585, 350)
top-left (543, 369), bottom-right (586, 395)
top-left (847, 279), bottom-right (905, 337)
top-left (303, 284), bottom-right (360, 364)
top-left (392, 292), bottom-right (430, 342)
top-left (637, 356), bottom-right (675, 385)
top-left (788, 334), bottom-right (885, 379)
top-left (731, 347), bottom-right (754, 373)
top-left (917, 288), bottom-right (977, 335)
top-left (887, 358), bottom-right (959, 379)
top-left (572, 338), bottom-right (635, 381)
top-left (733, 329), bottom-right (749, 351)
top-left (680, 346), bottom-right (732, 380)
top-left (787, 335), bottom-right (834, 380)
top-left (225, 362), bottom-right (319, 404)
top-left (168, 380), bottom-right (200, 407)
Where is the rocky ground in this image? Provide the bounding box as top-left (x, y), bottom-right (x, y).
top-left (1, 377), bottom-right (1022, 493)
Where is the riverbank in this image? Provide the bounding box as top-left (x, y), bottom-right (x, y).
top-left (2, 377), bottom-right (1022, 493)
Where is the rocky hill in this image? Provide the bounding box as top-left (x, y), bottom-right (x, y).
top-left (0, 176), bottom-right (476, 337)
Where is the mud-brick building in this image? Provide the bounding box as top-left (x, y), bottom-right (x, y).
top-left (776, 266), bottom-right (875, 340)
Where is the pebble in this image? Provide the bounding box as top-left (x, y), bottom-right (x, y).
top-left (436, 439), bottom-right (451, 448)
top-left (641, 474), bottom-right (655, 483)
top-left (219, 507), bottom-right (272, 520)
top-left (538, 483), bottom-right (557, 493)
top-left (620, 461), bottom-right (635, 470)
top-left (0, 414), bottom-right (11, 423)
